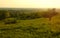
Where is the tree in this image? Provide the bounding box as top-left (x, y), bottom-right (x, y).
top-left (0, 10), bottom-right (6, 20)
top-left (42, 8), bottom-right (58, 21)
top-left (5, 10), bottom-right (11, 18)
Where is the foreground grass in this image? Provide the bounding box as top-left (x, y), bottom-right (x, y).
top-left (0, 17), bottom-right (60, 38)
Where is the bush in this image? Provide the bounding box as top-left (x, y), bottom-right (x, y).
top-left (4, 18), bottom-right (17, 24)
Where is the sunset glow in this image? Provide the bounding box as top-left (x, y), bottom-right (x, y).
top-left (0, 0), bottom-right (60, 8)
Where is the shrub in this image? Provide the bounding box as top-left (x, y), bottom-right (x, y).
top-left (4, 18), bottom-right (17, 24)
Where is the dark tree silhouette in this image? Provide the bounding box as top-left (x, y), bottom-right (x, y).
top-left (42, 8), bottom-right (58, 21)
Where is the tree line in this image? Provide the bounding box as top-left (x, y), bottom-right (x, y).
top-left (0, 8), bottom-right (58, 24)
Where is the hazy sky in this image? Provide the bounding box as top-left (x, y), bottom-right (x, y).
top-left (0, 0), bottom-right (60, 8)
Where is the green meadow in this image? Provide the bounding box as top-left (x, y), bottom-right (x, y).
top-left (0, 8), bottom-right (60, 38)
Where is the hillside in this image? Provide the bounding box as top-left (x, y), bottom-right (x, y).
top-left (0, 8), bottom-right (60, 38)
top-left (0, 16), bottom-right (60, 38)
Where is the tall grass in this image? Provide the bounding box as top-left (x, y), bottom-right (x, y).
top-left (0, 15), bottom-right (60, 38)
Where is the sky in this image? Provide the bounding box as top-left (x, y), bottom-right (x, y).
top-left (0, 0), bottom-right (60, 8)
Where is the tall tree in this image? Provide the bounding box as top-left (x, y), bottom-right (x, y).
top-left (5, 10), bottom-right (10, 18)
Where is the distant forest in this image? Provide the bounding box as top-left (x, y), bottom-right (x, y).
top-left (0, 8), bottom-right (58, 24)
top-left (0, 9), bottom-right (40, 20)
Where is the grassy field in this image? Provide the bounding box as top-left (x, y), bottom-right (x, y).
top-left (0, 15), bottom-right (60, 38)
